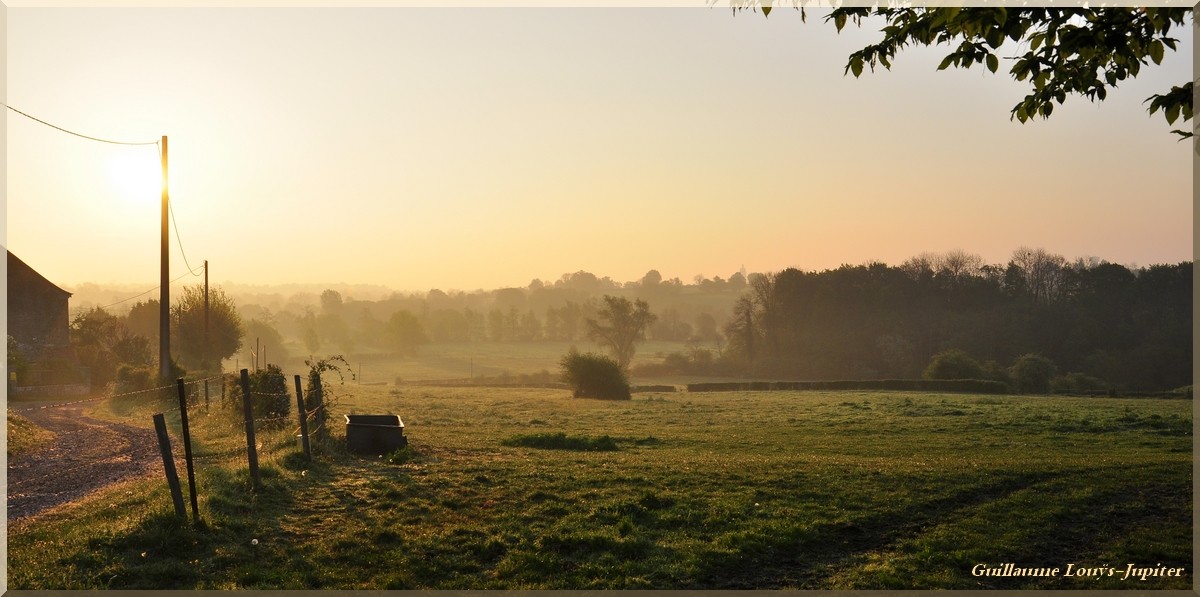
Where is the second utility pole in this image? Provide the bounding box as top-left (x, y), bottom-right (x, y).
top-left (159, 135), bottom-right (171, 381)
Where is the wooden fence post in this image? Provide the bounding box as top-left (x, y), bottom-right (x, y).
top-left (294, 374), bottom-right (311, 460)
top-left (313, 374), bottom-right (326, 444)
top-left (239, 369), bottom-right (261, 490)
top-left (204, 377), bottom-right (210, 412)
top-left (176, 378), bottom-right (201, 524)
top-left (152, 413), bottom-right (186, 519)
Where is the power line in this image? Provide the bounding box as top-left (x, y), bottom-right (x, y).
top-left (93, 268), bottom-right (203, 311)
top-left (167, 196), bottom-right (204, 277)
top-left (5, 104), bottom-right (159, 146)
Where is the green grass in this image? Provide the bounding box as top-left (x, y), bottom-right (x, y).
top-left (7, 411), bottom-right (55, 458)
top-left (9, 387), bottom-right (1192, 589)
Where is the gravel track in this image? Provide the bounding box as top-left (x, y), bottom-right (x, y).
top-left (8, 405), bottom-right (160, 522)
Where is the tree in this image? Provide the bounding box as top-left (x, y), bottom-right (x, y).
top-left (923, 348), bottom-right (985, 380)
top-left (385, 310), bottom-right (429, 355)
top-left (171, 285), bottom-right (243, 373)
top-left (725, 295), bottom-right (757, 363)
top-left (757, 7), bottom-right (1193, 138)
top-left (243, 318), bottom-right (290, 368)
top-left (559, 348), bottom-right (631, 400)
top-left (1010, 353), bottom-right (1057, 393)
top-left (585, 295), bottom-right (657, 370)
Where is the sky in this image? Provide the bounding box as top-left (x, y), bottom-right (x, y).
top-left (5, 7), bottom-right (1193, 294)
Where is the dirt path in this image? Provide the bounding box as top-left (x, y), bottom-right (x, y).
top-left (8, 404), bottom-right (160, 523)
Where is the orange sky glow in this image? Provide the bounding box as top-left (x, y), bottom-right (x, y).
top-left (5, 7), bottom-right (1192, 293)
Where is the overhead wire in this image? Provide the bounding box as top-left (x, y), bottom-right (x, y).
top-left (92, 268), bottom-right (203, 311)
top-left (167, 195), bottom-right (204, 278)
top-left (6, 103), bottom-right (208, 307)
top-left (5, 103), bottom-right (159, 146)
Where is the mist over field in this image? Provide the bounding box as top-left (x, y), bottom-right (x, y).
top-left (55, 245), bottom-right (1191, 395)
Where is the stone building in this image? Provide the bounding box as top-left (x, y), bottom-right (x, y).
top-left (7, 251), bottom-right (86, 392)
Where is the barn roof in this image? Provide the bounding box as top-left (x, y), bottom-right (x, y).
top-left (7, 251), bottom-right (72, 298)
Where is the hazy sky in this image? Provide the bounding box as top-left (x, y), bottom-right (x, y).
top-left (6, 7), bottom-right (1192, 293)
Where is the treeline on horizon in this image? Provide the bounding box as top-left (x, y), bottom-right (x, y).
top-left (83, 247), bottom-right (1190, 393)
top-left (718, 249), bottom-right (1191, 392)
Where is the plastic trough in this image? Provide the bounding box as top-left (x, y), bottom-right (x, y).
top-left (344, 414), bottom-right (407, 455)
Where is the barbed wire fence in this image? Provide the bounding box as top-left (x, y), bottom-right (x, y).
top-left (8, 369), bottom-right (343, 524)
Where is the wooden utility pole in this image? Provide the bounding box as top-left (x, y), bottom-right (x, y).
top-left (203, 260), bottom-right (209, 375)
top-left (159, 135), bottom-right (171, 381)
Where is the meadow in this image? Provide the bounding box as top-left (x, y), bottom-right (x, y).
top-left (6, 382), bottom-right (1192, 589)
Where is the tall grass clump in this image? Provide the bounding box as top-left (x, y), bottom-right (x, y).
top-left (501, 432), bottom-right (619, 451)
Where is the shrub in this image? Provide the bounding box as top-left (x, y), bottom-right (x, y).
top-left (1051, 372), bottom-right (1110, 394)
top-left (501, 432), bottom-right (619, 451)
top-left (560, 348), bottom-right (631, 400)
top-left (1010, 353), bottom-right (1057, 394)
top-left (923, 349), bottom-right (984, 380)
top-left (115, 364), bottom-right (156, 394)
top-left (225, 364), bottom-right (291, 427)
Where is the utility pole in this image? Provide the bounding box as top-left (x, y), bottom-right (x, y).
top-left (159, 135), bottom-right (171, 381)
top-left (203, 260), bottom-right (209, 375)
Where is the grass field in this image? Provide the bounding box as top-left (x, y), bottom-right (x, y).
top-left (7, 385), bottom-right (1192, 589)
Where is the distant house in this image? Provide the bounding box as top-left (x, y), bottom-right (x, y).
top-left (7, 251), bottom-right (87, 394)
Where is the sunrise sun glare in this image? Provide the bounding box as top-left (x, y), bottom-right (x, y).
top-left (106, 150), bottom-right (162, 203)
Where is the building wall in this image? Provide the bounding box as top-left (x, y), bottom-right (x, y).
top-left (8, 251), bottom-right (72, 357)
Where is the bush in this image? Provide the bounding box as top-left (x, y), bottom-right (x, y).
top-left (1051, 372), bottom-right (1110, 394)
top-left (115, 364), bottom-right (156, 394)
top-left (1010, 353), bottom-right (1057, 394)
top-left (923, 349), bottom-right (985, 380)
top-left (560, 349), bottom-right (630, 400)
top-left (225, 364), bottom-right (291, 427)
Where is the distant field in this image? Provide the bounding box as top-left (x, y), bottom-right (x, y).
top-left (8, 387), bottom-right (1191, 589)
top-left (277, 340), bottom-right (706, 384)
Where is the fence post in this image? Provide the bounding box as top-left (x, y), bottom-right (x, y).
top-left (152, 413), bottom-right (186, 519)
top-left (176, 378), bottom-right (201, 524)
top-left (239, 369), bottom-right (261, 490)
top-left (204, 377), bottom-right (210, 412)
top-left (294, 374), bottom-right (311, 460)
top-left (313, 374), bottom-right (326, 444)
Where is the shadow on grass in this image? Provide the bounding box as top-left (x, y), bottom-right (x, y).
top-left (688, 462), bottom-right (1191, 589)
top-left (82, 461), bottom-right (301, 589)
top-left (685, 470), bottom-right (1058, 588)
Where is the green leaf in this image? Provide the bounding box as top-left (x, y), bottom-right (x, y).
top-left (1166, 103), bottom-right (1180, 125)
top-left (1097, 87), bottom-right (1106, 101)
top-left (1030, 33), bottom-right (1045, 51)
top-left (986, 54), bottom-right (999, 74)
top-left (985, 29), bottom-right (1003, 49)
top-left (1149, 40), bottom-right (1165, 65)
top-left (850, 56), bottom-right (864, 78)
top-left (937, 55), bottom-right (955, 71)
top-left (761, 5), bottom-right (771, 18)
top-left (834, 12), bottom-right (846, 31)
